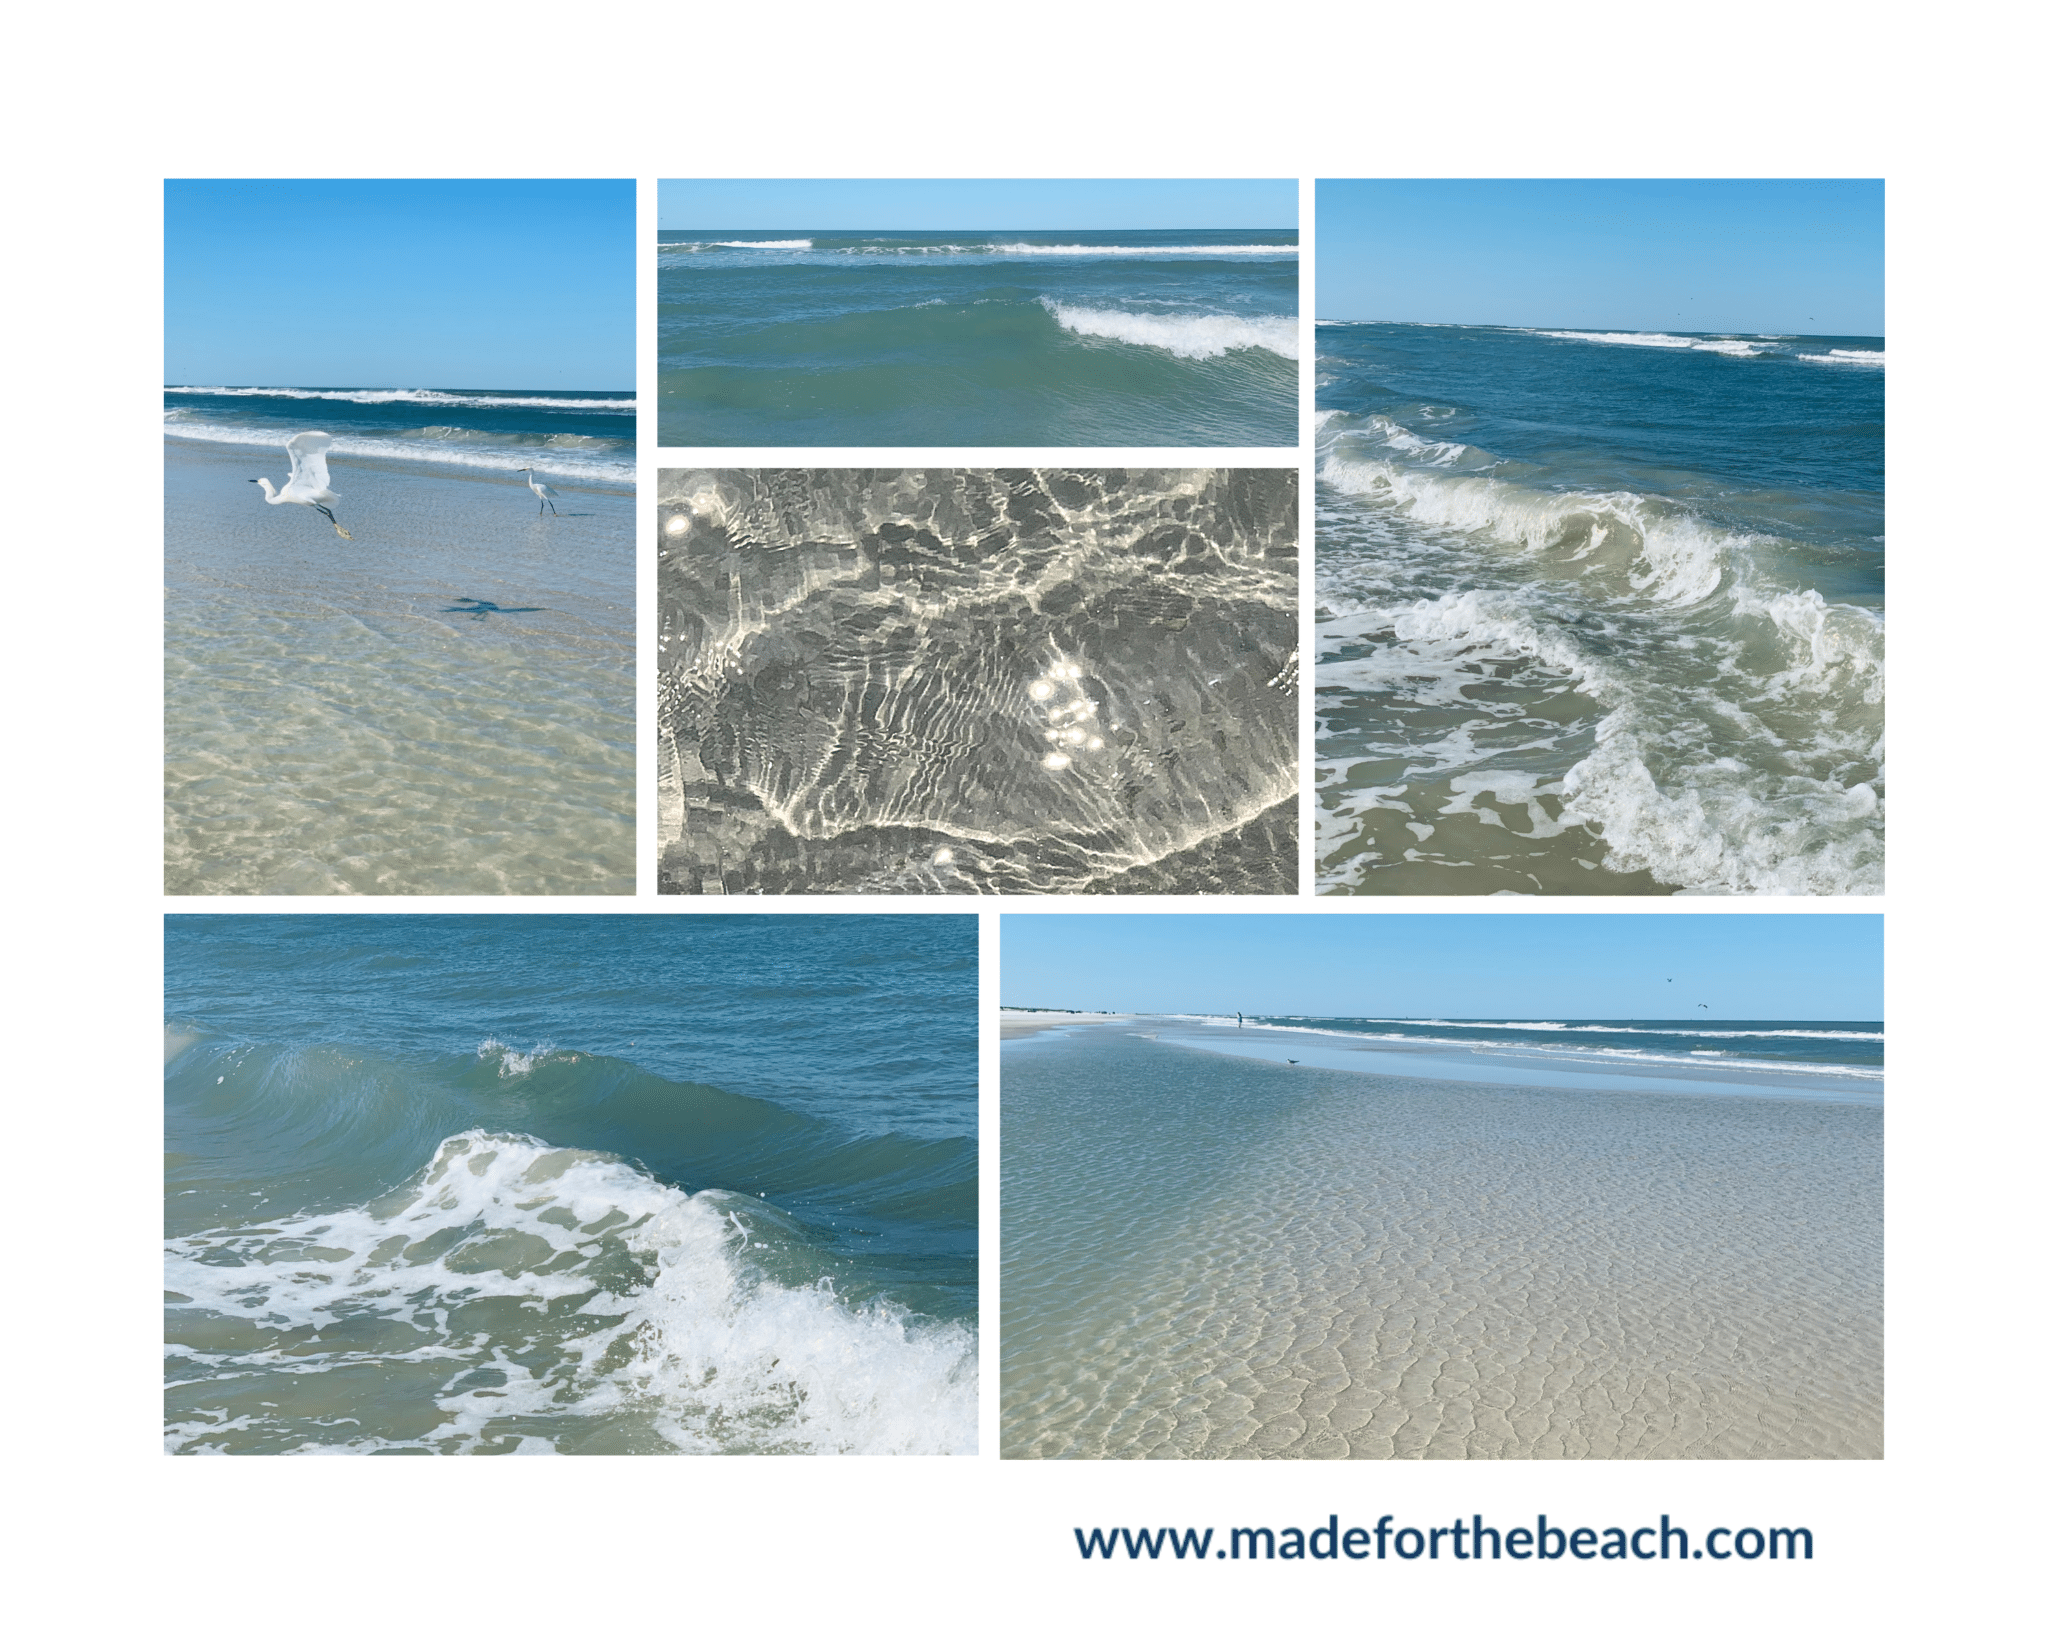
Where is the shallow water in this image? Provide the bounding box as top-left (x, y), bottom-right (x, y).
top-left (657, 468), bottom-right (1299, 894)
top-left (165, 441), bottom-right (633, 894)
top-left (1001, 1026), bottom-right (1881, 1459)
top-left (166, 915), bottom-right (978, 1454)
top-left (658, 230), bottom-right (1298, 446)
top-left (1315, 324), bottom-right (1883, 895)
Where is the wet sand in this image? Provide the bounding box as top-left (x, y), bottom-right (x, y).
top-left (1002, 1025), bottom-right (1881, 1459)
top-left (165, 440), bottom-right (634, 894)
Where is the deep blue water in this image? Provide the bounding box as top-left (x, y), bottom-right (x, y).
top-left (1231, 1014), bottom-right (1882, 1071)
top-left (164, 385), bottom-right (636, 485)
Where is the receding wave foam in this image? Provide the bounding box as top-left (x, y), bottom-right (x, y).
top-left (1799, 349), bottom-right (1886, 366)
top-left (164, 1130), bottom-right (978, 1455)
top-left (1044, 302), bottom-right (1300, 360)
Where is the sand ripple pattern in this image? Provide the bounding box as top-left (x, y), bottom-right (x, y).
top-left (657, 470), bottom-right (1298, 894)
top-left (1002, 1031), bottom-right (1880, 1459)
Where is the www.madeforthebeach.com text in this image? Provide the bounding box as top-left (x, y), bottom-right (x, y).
top-left (1074, 1516), bottom-right (1812, 1563)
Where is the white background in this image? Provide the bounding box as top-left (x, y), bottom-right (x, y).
top-left (15, 1), bottom-right (2034, 1630)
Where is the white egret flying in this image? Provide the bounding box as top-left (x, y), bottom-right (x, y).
top-left (250, 431), bottom-right (352, 538)
top-left (516, 468), bottom-right (559, 516)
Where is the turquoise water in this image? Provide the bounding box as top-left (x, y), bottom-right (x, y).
top-left (659, 230), bottom-right (1298, 446)
top-left (165, 915), bottom-right (977, 1454)
top-left (1316, 323), bottom-right (1883, 894)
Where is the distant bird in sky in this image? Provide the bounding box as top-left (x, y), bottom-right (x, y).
top-left (516, 468), bottom-right (559, 516)
top-left (1699, 1003), bottom-right (1709, 1010)
top-left (251, 431), bottom-right (351, 538)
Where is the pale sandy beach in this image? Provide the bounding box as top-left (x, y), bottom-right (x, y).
top-left (1002, 1020), bottom-right (1881, 1459)
top-left (1000, 1010), bottom-right (1133, 1040)
top-left (165, 440), bottom-right (634, 894)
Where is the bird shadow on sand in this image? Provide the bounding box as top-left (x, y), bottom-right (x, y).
top-left (442, 598), bottom-right (546, 620)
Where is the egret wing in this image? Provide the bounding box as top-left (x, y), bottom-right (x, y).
top-left (285, 431), bottom-right (336, 494)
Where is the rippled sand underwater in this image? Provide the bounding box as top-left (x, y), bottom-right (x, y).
top-left (1001, 1028), bottom-right (1881, 1459)
top-left (657, 469), bottom-right (1299, 894)
top-left (165, 443), bottom-right (634, 894)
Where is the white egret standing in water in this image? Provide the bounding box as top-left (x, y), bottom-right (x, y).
top-left (250, 431), bottom-right (351, 538)
top-left (516, 468), bottom-right (559, 516)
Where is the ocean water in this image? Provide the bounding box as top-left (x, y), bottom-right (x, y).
top-left (1315, 324), bottom-right (1884, 894)
top-left (165, 915), bottom-right (978, 1455)
top-left (1166, 1012), bottom-right (1882, 1088)
top-left (657, 468), bottom-right (1299, 894)
top-left (165, 433), bottom-right (634, 895)
top-left (1002, 1024), bottom-right (1881, 1458)
top-left (658, 231), bottom-right (1299, 446)
top-left (166, 385), bottom-right (635, 485)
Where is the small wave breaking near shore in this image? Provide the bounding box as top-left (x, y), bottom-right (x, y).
top-left (1315, 322), bottom-right (1883, 895)
top-left (167, 1129), bottom-right (975, 1455)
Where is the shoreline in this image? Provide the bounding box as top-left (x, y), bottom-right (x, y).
top-left (165, 430), bottom-right (635, 494)
top-left (1008, 1013), bottom-right (1879, 1102)
top-left (999, 1010), bottom-right (1132, 1040)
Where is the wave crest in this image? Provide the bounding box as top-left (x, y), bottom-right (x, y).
top-left (1044, 302), bottom-right (1300, 360)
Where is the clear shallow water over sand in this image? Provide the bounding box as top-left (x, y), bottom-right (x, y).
top-left (658, 230), bottom-right (1297, 446)
top-left (166, 441), bottom-right (633, 894)
top-left (166, 915), bottom-right (977, 1454)
top-left (1315, 324), bottom-right (1883, 895)
top-left (1002, 1024), bottom-right (1881, 1459)
top-left (657, 469), bottom-right (1298, 894)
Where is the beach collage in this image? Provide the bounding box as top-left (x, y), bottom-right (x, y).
top-left (164, 177), bottom-right (1883, 1471)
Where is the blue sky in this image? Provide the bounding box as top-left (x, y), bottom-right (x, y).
top-left (1317, 180), bottom-right (1883, 334)
top-left (1002, 915), bottom-right (1882, 1019)
top-left (165, 180), bottom-right (634, 387)
top-left (658, 179), bottom-right (1297, 231)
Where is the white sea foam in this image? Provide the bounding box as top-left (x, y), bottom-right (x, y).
top-left (1158, 1018), bottom-right (1877, 1077)
top-left (164, 1131), bottom-right (978, 1456)
top-left (165, 419), bottom-right (633, 484)
top-left (663, 240), bottom-right (1294, 257)
top-left (475, 1037), bottom-right (564, 1077)
top-left (988, 243), bottom-right (1298, 256)
top-left (1322, 449), bottom-right (1737, 606)
top-left (1044, 302), bottom-right (1300, 360)
top-left (1537, 331), bottom-right (1777, 357)
top-left (165, 386), bottom-right (634, 410)
top-left (1798, 349), bottom-right (1886, 366)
